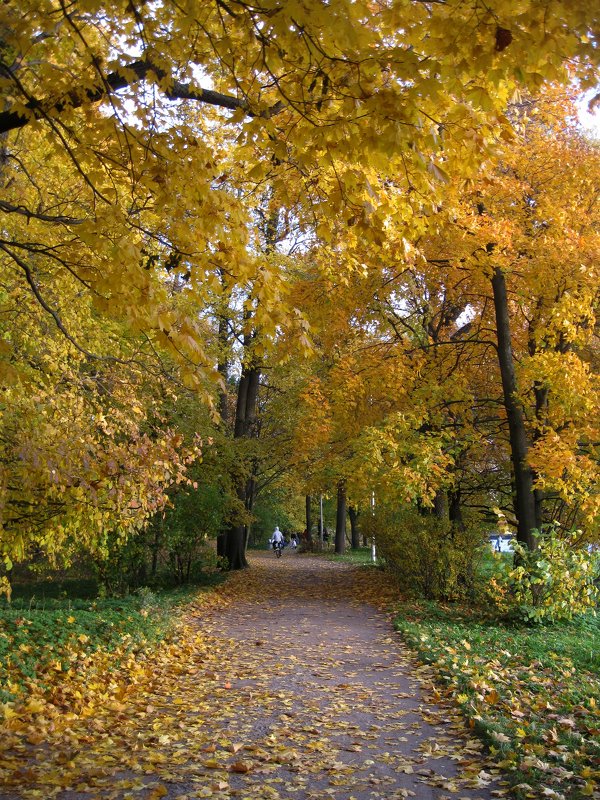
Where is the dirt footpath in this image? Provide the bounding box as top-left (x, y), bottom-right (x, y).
top-left (0, 551), bottom-right (507, 799)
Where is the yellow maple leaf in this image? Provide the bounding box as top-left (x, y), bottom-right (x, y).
top-left (147, 786), bottom-right (168, 800)
top-left (24, 698), bottom-right (46, 714)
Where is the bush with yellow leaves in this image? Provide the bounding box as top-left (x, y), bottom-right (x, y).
top-left (372, 507), bottom-right (487, 602)
top-left (488, 527), bottom-right (599, 623)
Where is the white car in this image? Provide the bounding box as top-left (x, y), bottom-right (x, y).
top-left (489, 534), bottom-right (514, 553)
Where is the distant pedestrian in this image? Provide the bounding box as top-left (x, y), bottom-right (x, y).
top-left (272, 526), bottom-right (284, 550)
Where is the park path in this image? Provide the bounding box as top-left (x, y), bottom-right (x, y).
top-left (0, 551), bottom-right (507, 799)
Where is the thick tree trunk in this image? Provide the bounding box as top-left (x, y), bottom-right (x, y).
top-left (528, 303), bottom-right (549, 531)
top-left (151, 516), bottom-right (162, 577)
top-left (226, 524), bottom-right (247, 570)
top-left (532, 384), bottom-right (548, 530)
top-left (305, 495), bottom-right (314, 549)
top-left (217, 312), bottom-right (229, 424)
top-left (223, 364), bottom-right (261, 569)
top-left (234, 366), bottom-right (260, 438)
top-left (448, 488), bottom-right (464, 528)
top-left (348, 506), bottom-right (360, 549)
top-left (335, 482), bottom-right (346, 555)
top-left (491, 267), bottom-right (537, 550)
top-left (222, 209), bottom-right (276, 570)
top-left (432, 490), bottom-right (447, 520)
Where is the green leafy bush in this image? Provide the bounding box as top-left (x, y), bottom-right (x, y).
top-left (92, 483), bottom-right (229, 593)
top-left (373, 507), bottom-right (487, 601)
top-left (488, 527), bottom-right (599, 623)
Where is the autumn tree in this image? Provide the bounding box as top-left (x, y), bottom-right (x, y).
top-left (3, 1), bottom-right (598, 374)
top-left (0, 247), bottom-right (204, 569)
top-left (287, 255), bottom-right (453, 525)
top-left (1, 0), bottom-right (599, 571)
top-left (415, 88), bottom-right (600, 547)
top-left (288, 87), bottom-right (599, 564)
top-left (478, 92), bottom-right (599, 545)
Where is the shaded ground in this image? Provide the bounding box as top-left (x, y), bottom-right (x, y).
top-left (0, 551), bottom-right (508, 799)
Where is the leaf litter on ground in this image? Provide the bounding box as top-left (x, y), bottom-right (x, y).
top-left (395, 602), bottom-right (600, 800)
top-left (0, 552), bottom-right (517, 800)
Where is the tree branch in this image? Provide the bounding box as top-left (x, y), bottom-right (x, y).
top-left (0, 199), bottom-right (84, 225)
top-left (0, 59), bottom-right (285, 135)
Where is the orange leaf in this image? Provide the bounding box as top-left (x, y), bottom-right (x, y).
top-left (230, 761), bottom-right (250, 774)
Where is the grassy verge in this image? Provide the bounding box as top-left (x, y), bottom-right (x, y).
top-left (0, 578), bottom-right (223, 709)
top-left (325, 546), bottom-right (380, 566)
top-left (394, 602), bottom-right (600, 799)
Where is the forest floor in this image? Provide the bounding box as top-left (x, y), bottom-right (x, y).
top-left (0, 551), bottom-right (509, 800)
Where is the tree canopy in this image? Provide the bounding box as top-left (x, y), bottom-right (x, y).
top-left (0, 0), bottom-right (598, 570)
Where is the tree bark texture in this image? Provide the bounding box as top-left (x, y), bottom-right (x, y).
top-left (217, 312), bottom-right (229, 425)
top-left (226, 524), bottom-right (247, 570)
top-left (448, 488), bottom-right (464, 528)
top-left (432, 490), bottom-right (448, 520)
top-left (224, 364), bottom-right (261, 569)
top-left (491, 267), bottom-right (537, 550)
top-left (305, 495), bottom-right (314, 549)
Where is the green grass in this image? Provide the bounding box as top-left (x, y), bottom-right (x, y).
top-left (325, 546), bottom-right (380, 566)
top-left (0, 582), bottom-right (221, 705)
top-left (395, 602), bottom-right (600, 799)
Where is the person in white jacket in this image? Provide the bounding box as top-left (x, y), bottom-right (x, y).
top-left (271, 526), bottom-right (284, 550)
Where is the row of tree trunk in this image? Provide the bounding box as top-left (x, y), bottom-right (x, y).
top-left (218, 263), bottom-right (542, 571)
top-left (302, 487), bottom-right (362, 556)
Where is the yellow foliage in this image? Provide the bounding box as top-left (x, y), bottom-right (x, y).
top-left (0, 0), bottom-right (599, 563)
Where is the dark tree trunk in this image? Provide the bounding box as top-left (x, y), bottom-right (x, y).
top-left (532, 384), bottom-right (548, 530)
top-left (348, 506), bottom-right (360, 549)
top-left (528, 303), bottom-right (548, 531)
top-left (223, 364), bottom-right (261, 569)
top-left (432, 490), bottom-right (447, 520)
top-left (151, 516), bottom-right (162, 577)
top-left (217, 312), bottom-right (229, 425)
top-left (491, 267), bottom-right (537, 550)
top-left (448, 488), bottom-right (464, 528)
top-left (221, 208), bottom-right (278, 570)
top-left (305, 495), bottom-right (314, 549)
top-left (226, 524), bottom-right (247, 570)
top-left (243, 476), bottom-right (257, 552)
top-left (335, 482), bottom-right (346, 555)
top-left (234, 366), bottom-right (260, 439)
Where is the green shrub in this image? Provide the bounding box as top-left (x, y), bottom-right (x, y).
top-left (373, 507), bottom-right (487, 601)
top-left (487, 527), bottom-right (599, 623)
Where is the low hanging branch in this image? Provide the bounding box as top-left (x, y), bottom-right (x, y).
top-left (0, 199), bottom-right (84, 225)
top-left (0, 59), bottom-right (285, 135)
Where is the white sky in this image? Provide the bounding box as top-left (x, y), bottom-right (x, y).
top-left (577, 89), bottom-right (600, 138)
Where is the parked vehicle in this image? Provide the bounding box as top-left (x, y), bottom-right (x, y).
top-left (488, 534), bottom-right (514, 553)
